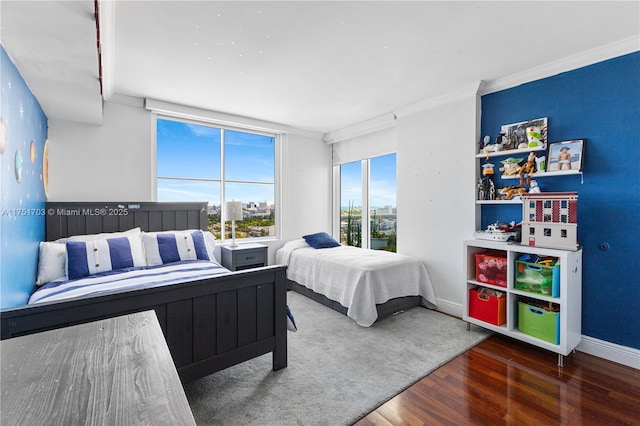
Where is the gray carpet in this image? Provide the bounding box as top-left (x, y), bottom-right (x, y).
top-left (184, 291), bottom-right (490, 425)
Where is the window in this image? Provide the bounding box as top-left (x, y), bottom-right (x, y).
top-left (156, 117), bottom-right (277, 242)
top-left (340, 161), bottom-right (363, 247)
top-left (337, 153), bottom-right (396, 252)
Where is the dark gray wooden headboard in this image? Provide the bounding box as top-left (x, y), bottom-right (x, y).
top-left (45, 202), bottom-right (208, 241)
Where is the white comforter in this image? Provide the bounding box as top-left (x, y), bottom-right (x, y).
top-left (276, 239), bottom-right (437, 326)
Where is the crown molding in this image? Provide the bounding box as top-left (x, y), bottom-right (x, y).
top-left (145, 98), bottom-right (322, 139)
top-left (394, 81), bottom-right (482, 118)
top-left (322, 112), bottom-right (397, 144)
top-left (479, 37), bottom-right (640, 96)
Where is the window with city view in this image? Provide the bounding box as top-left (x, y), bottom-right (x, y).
top-left (339, 153), bottom-right (396, 252)
top-left (156, 117), bottom-right (276, 242)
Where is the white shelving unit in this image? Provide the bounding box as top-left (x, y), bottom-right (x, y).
top-left (475, 146), bottom-right (546, 159)
top-left (463, 239), bottom-right (582, 366)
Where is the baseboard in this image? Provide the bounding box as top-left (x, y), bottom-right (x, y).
top-left (437, 298), bottom-right (639, 370)
top-left (577, 336), bottom-right (640, 370)
top-left (435, 298), bottom-right (462, 318)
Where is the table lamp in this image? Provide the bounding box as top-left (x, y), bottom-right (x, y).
top-left (225, 201), bottom-right (243, 246)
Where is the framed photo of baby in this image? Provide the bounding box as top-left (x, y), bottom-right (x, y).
top-left (546, 139), bottom-right (585, 172)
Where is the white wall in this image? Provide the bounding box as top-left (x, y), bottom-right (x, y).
top-left (49, 102), bottom-right (153, 201)
top-left (279, 133), bottom-right (333, 242)
top-left (48, 94), bottom-right (481, 310)
top-left (48, 101), bottom-right (332, 264)
top-left (396, 93), bottom-right (479, 315)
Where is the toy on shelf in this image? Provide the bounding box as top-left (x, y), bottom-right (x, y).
top-left (517, 151), bottom-right (537, 186)
top-left (480, 132), bottom-right (507, 156)
top-left (477, 162), bottom-right (496, 201)
top-left (478, 135), bottom-right (491, 154)
top-left (482, 163), bottom-right (495, 175)
top-left (521, 192), bottom-right (579, 250)
top-left (529, 180), bottom-right (541, 193)
top-left (526, 126), bottom-right (545, 148)
top-left (534, 156), bottom-right (546, 173)
top-left (474, 221), bottom-right (520, 242)
top-left (498, 185), bottom-right (528, 200)
top-left (499, 157), bottom-right (524, 176)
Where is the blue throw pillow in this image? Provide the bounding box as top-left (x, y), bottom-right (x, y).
top-left (142, 231), bottom-right (210, 266)
top-left (303, 232), bottom-right (341, 249)
top-left (66, 236), bottom-right (146, 280)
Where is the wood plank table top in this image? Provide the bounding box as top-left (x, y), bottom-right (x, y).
top-left (1, 310), bottom-right (196, 426)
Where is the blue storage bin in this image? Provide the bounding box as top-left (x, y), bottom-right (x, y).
top-left (515, 260), bottom-right (560, 297)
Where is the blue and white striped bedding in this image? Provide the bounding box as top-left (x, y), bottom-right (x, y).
top-left (29, 260), bottom-right (230, 305)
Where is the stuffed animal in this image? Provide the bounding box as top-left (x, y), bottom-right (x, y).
top-left (499, 185), bottom-right (528, 200)
top-left (499, 157), bottom-right (524, 176)
top-left (517, 151), bottom-right (537, 185)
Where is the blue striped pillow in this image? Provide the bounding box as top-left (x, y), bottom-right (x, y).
top-left (66, 235), bottom-right (146, 280)
top-left (142, 231), bottom-right (210, 266)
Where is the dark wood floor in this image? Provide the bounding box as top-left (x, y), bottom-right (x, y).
top-left (354, 333), bottom-right (640, 425)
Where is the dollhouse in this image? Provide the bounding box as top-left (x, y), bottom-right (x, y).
top-left (521, 192), bottom-right (579, 251)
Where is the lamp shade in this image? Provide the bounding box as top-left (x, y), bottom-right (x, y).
top-left (225, 201), bottom-right (243, 222)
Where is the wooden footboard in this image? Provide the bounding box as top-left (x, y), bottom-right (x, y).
top-left (1, 266), bottom-right (288, 383)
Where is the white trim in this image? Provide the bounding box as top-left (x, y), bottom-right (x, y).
top-left (107, 94), bottom-right (144, 108)
top-left (145, 98), bottom-right (321, 139)
top-left (323, 112), bottom-right (397, 144)
top-left (98, 0), bottom-right (115, 101)
top-left (435, 299), bottom-right (463, 319)
top-left (577, 335), bottom-right (640, 370)
top-left (323, 82), bottom-right (480, 144)
top-left (479, 37), bottom-right (640, 96)
top-left (439, 297), bottom-right (639, 369)
top-left (324, 39), bottom-right (638, 139)
top-left (361, 160), bottom-right (370, 249)
top-left (332, 165), bottom-right (341, 238)
top-left (394, 81), bottom-right (482, 118)
top-left (149, 111), bottom-right (158, 201)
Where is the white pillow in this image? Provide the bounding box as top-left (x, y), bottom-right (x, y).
top-left (142, 229), bottom-right (217, 263)
top-left (202, 230), bottom-right (217, 260)
top-left (35, 241), bottom-right (67, 286)
top-left (57, 227), bottom-right (142, 243)
top-left (141, 230), bottom-right (212, 266)
top-left (66, 234), bottom-right (147, 280)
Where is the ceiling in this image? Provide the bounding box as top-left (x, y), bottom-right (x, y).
top-left (2, 1), bottom-right (639, 135)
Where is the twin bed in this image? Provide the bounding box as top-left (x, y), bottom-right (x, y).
top-left (276, 236), bottom-right (437, 326)
top-left (0, 202), bottom-right (288, 383)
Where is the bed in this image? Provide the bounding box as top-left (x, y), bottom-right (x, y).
top-left (0, 202), bottom-right (288, 383)
top-left (276, 235), bottom-right (437, 326)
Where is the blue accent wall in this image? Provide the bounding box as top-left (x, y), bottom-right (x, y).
top-left (0, 45), bottom-right (48, 308)
top-left (481, 52), bottom-right (640, 349)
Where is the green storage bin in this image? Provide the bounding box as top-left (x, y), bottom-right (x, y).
top-left (518, 301), bottom-right (560, 344)
top-left (515, 260), bottom-right (560, 297)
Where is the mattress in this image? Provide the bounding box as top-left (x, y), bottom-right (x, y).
top-left (29, 260), bottom-right (230, 305)
top-left (276, 239), bottom-right (437, 326)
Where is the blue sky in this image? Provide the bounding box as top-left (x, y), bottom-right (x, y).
top-left (157, 119), bottom-right (395, 209)
top-left (341, 153), bottom-right (397, 209)
top-left (157, 119), bottom-right (275, 206)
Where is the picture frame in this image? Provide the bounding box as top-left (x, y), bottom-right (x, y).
top-left (500, 117), bottom-right (548, 150)
top-left (546, 139), bottom-right (585, 172)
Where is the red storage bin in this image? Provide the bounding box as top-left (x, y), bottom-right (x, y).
top-left (475, 252), bottom-right (508, 287)
top-left (468, 287), bottom-right (506, 326)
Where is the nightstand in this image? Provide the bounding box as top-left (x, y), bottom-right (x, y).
top-left (220, 243), bottom-right (268, 271)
